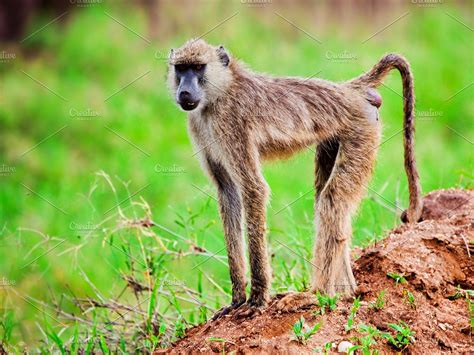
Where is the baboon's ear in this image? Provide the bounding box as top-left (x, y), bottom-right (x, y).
top-left (169, 48), bottom-right (174, 61)
top-left (217, 45), bottom-right (230, 67)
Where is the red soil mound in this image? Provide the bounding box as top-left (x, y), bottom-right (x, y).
top-left (163, 189), bottom-right (473, 354)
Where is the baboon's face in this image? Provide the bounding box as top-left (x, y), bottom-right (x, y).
top-left (168, 39), bottom-right (232, 113)
top-left (174, 63), bottom-right (206, 111)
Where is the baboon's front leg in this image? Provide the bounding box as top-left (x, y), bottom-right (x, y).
top-left (232, 152), bottom-right (271, 311)
top-left (205, 157), bottom-right (247, 319)
top-left (312, 128), bottom-right (379, 296)
top-left (242, 179), bottom-right (271, 307)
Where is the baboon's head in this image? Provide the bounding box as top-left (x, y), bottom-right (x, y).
top-left (168, 39), bottom-right (232, 111)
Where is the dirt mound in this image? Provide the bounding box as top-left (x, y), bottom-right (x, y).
top-left (163, 189), bottom-right (473, 354)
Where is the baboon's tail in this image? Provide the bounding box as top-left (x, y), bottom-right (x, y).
top-left (351, 54), bottom-right (423, 223)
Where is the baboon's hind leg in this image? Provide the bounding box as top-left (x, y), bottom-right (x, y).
top-left (312, 127), bottom-right (379, 296)
top-left (275, 139), bottom-right (340, 312)
top-left (314, 139), bottom-right (354, 294)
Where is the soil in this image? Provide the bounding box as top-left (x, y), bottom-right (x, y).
top-left (162, 189), bottom-right (473, 354)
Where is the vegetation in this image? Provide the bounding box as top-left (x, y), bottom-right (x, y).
top-left (290, 316), bottom-right (321, 345)
top-left (349, 323), bottom-right (383, 355)
top-left (0, 0), bottom-right (472, 352)
top-left (314, 292), bottom-right (339, 315)
top-left (345, 297), bottom-right (361, 332)
top-left (381, 321), bottom-right (416, 350)
top-left (316, 341), bottom-right (333, 354)
top-left (386, 272), bottom-right (408, 284)
top-left (403, 290), bottom-right (417, 309)
top-left (369, 290), bottom-right (386, 311)
top-left (447, 287), bottom-right (474, 333)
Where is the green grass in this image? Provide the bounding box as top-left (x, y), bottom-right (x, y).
top-left (0, 1), bottom-right (472, 351)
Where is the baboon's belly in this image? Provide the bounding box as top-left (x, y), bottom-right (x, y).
top-left (257, 127), bottom-right (318, 161)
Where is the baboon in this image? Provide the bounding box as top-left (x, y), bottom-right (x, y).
top-left (167, 39), bottom-right (422, 318)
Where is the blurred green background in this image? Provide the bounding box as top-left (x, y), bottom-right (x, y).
top-left (0, 0), bottom-right (472, 351)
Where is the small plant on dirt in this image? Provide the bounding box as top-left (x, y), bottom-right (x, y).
top-left (381, 321), bottom-right (415, 350)
top-left (314, 341), bottom-right (333, 354)
top-left (369, 290), bottom-right (386, 311)
top-left (447, 286), bottom-right (474, 300)
top-left (345, 297), bottom-right (361, 332)
top-left (448, 286), bottom-right (474, 333)
top-left (174, 316), bottom-right (187, 339)
top-left (386, 272), bottom-right (407, 284)
top-left (403, 290), bottom-right (417, 309)
top-left (290, 316), bottom-right (322, 345)
top-left (314, 291), bottom-right (339, 315)
top-left (349, 323), bottom-right (382, 355)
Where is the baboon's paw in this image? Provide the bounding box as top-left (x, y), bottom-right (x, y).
top-left (211, 300), bottom-right (245, 321)
top-left (273, 292), bottom-right (316, 313)
top-left (232, 302), bottom-right (265, 319)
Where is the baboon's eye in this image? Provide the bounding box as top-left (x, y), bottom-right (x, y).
top-left (175, 64), bottom-right (186, 72)
top-left (195, 64), bottom-right (202, 71)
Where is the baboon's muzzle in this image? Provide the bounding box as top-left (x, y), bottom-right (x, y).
top-left (178, 90), bottom-right (200, 111)
top-left (177, 76), bottom-right (201, 111)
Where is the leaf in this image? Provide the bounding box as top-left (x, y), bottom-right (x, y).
top-left (44, 319), bottom-right (66, 355)
top-left (86, 313), bottom-right (97, 354)
top-left (147, 281), bottom-right (159, 333)
top-left (71, 322), bottom-right (79, 355)
top-left (99, 333), bottom-right (109, 354)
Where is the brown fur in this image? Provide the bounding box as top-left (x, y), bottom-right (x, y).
top-left (168, 39), bottom-right (422, 315)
